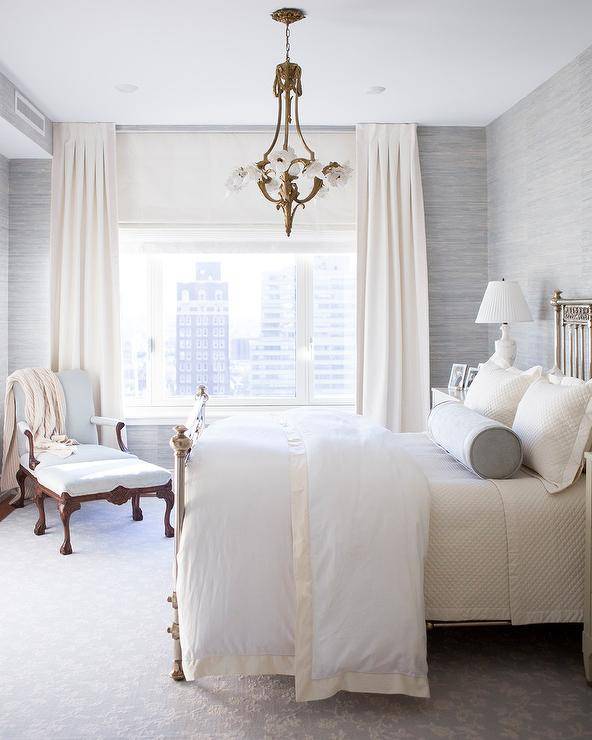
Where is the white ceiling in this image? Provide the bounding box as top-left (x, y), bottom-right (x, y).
top-left (1, 0), bottom-right (592, 127)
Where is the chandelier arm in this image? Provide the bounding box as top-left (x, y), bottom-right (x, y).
top-left (283, 85), bottom-right (291, 151)
top-left (291, 157), bottom-right (313, 169)
top-left (257, 179), bottom-right (282, 204)
top-left (322, 161), bottom-right (341, 174)
top-left (293, 93), bottom-right (315, 161)
top-left (262, 88), bottom-right (284, 164)
top-left (294, 177), bottom-right (324, 205)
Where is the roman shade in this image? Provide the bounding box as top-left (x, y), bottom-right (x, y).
top-left (116, 131), bottom-right (355, 227)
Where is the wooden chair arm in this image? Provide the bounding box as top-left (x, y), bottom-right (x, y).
top-left (90, 416), bottom-right (128, 453)
top-left (17, 421), bottom-right (40, 470)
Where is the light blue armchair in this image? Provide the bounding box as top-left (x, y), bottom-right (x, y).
top-left (13, 369), bottom-right (173, 555)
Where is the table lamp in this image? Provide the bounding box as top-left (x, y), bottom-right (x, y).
top-left (475, 279), bottom-right (533, 365)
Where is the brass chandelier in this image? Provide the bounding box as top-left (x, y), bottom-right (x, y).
top-left (226, 7), bottom-right (352, 236)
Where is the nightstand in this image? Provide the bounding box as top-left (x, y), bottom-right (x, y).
top-left (431, 387), bottom-right (467, 408)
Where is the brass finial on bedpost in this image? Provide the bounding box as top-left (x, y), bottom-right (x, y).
top-left (170, 425), bottom-right (192, 457)
top-left (551, 289), bottom-right (563, 374)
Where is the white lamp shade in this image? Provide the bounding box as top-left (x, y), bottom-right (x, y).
top-left (475, 280), bottom-right (533, 324)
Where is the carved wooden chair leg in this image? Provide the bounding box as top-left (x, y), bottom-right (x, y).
top-left (34, 486), bottom-right (46, 536)
top-left (58, 495), bottom-right (81, 555)
top-left (13, 468), bottom-right (27, 508)
top-left (156, 483), bottom-right (174, 538)
top-left (131, 494), bottom-right (143, 521)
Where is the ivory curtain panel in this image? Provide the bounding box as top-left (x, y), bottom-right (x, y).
top-left (49, 123), bottom-right (123, 442)
top-left (356, 123), bottom-right (430, 432)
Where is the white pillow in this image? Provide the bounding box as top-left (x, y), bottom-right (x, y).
top-left (512, 374), bottom-right (592, 491)
top-left (464, 359), bottom-right (542, 427)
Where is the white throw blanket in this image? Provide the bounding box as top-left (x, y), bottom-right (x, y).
top-left (177, 409), bottom-right (431, 701)
top-left (1, 368), bottom-right (77, 493)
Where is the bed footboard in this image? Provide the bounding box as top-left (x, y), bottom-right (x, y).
top-left (168, 385), bottom-right (209, 681)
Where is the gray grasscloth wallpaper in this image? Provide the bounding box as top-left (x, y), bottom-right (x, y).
top-left (8, 160), bottom-right (52, 373)
top-left (0, 155), bottom-right (8, 455)
top-left (487, 44), bottom-right (592, 370)
top-left (418, 127), bottom-right (489, 387)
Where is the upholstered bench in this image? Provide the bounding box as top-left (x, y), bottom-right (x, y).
top-left (12, 369), bottom-right (173, 555)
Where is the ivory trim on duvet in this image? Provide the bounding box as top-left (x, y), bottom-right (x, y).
top-left (285, 419), bottom-right (429, 701)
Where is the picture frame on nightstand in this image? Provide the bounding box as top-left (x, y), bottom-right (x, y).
top-left (448, 363), bottom-right (467, 390)
top-left (464, 366), bottom-right (479, 389)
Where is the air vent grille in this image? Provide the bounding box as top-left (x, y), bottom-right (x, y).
top-left (14, 90), bottom-right (46, 136)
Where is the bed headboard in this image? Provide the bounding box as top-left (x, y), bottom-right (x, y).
top-left (551, 290), bottom-right (592, 380)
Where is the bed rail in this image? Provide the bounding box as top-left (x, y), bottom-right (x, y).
top-left (168, 384), bottom-right (209, 681)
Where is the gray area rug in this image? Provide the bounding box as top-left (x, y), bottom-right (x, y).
top-left (1, 497), bottom-right (591, 740)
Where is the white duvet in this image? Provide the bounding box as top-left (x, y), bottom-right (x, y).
top-left (176, 409), bottom-right (431, 701)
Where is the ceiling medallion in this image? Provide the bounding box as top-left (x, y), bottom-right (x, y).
top-left (226, 7), bottom-right (352, 236)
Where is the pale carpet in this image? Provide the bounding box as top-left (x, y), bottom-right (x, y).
top-left (1, 498), bottom-right (591, 740)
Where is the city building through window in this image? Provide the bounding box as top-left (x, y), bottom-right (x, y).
top-left (120, 229), bottom-right (355, 411)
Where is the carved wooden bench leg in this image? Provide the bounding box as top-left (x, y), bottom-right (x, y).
top-left (131, 494), bottom-right (143, 521)
top-left (156, 483), bottom-right (174, 538)
top-left (13, 467), bottom-right (27, 508)
top-left (58, 495), bottom-right (81, 555)
top-left (34, 486), bottom-right (46, 536)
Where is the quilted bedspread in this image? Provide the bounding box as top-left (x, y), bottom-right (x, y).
top-left (396, 433), bottom-right (586, 624)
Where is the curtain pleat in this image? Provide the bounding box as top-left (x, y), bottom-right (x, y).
top-left (356, 124), bottom-right (430, 432)
top-left (50, 123), bottom-right (123, 444)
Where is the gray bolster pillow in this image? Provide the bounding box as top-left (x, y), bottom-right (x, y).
top-left (428, 401), bottom-right (523, 479)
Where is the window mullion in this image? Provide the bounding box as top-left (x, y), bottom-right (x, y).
top-left (306, 255), bottom-right (314, 404)
top-left (298, 254), bottom-right (315, 404)
top-left (149, 255), bottom-right (164, 406)
top-left (295, 255), bottom-right (309, 403)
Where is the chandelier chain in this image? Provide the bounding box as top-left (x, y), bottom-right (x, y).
top-left (285, 23), bottom-right (290, 61)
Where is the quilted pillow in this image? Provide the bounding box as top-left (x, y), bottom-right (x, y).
top-left (512, 374), bottom-right (592, 491)
top-left (464, 359), bottom-right (542, 427)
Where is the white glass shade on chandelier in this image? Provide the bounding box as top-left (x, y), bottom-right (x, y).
top-left (476, 279), bottom-right (533, 365)
top-left (226, 151), bottom-right (352, 200)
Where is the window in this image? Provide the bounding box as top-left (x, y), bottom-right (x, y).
top-left (120, 228), bottom-right (355, 410)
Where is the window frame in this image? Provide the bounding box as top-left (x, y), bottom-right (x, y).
top-left (120, 227), bottom-right (356, 417)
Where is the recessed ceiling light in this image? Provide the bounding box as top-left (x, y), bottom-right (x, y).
top-left (115, 83), bottom-right (139, 94)
top-left (365, 86), bottom-right (386, 95)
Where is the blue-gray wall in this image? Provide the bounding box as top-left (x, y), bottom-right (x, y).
top-left (0, 154), bottom-right (8, 456)
top-left (8, 160), bottom-right (52, 372)
top-left (419, 127), bottom-right (489, 386)
top-left (487, 44), bottom-right (592, 370)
